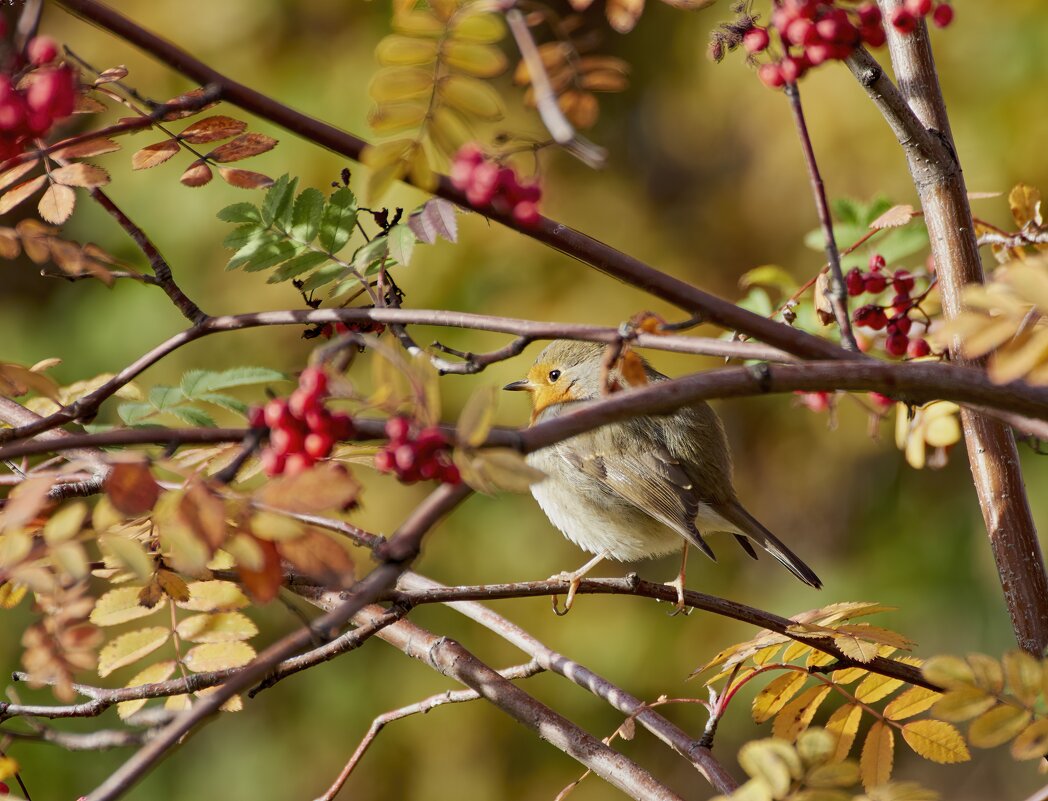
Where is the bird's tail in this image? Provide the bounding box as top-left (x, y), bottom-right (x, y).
top-left (713, 500), bottom-right (822, 589)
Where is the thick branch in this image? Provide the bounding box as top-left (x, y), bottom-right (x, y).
top-left (872, 1), bottom-right (1048, 653)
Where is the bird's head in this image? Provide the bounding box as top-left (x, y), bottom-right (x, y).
top-left (503, 340), bottom-right (609, 420)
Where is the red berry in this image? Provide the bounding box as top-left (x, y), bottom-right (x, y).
top-left (891, 8), bottom-right (917, 33)
top-left (869, 253), bottom-right (886, 271)
top-left (931, 3), bottom-right (953, 27)
top-left (892, 270), bottom-right (915, 294)
top-left (908, 338), bottom-right (932, 358)
top-left (263, 399), bottom-right (291, 429)
top-left (816, 17), bottom-right (858, 46)
top-left (905, 0), bottom-right (933, 16)
top-left (785, 17), bottom-right (818, 46)
top-left (857, 3), bottom-right (882, 26)
top-left (270, 426), bottom-right (304, 457)
top-left (758, 63), bottom-right (786, 89)
top-left (846, 268), bottom-right (865, 296)
top-left (262, 450), bottom-right (286, 477)
top-left (743, 27), bottom-right (771, 53)
top-left (864, 272), bottom-right (887, 294)
top-left (394, 444), bottom-right (417, 471)
top-left (248, 406), bottom-right (266, 429)
top-left (440, 463), bottom-right (462, 485)
top-left (891, 294), bottom-right (911, 315)
top-left (0, 95), bottom-right (26, 132)
top-left (27, 36), bottom-right (59, 66)
top-left (891, 315), bottom-right (913, 335)
top-left (861, 24), bottom-right (887, 47)
top-left (329, 412), bottom-right (356, 440)
top-left (385, 416), bottom-right (411, 443)
top-left (780, 56), bottom-right (807, 83)
top-left (455, 143), bottom-right (485, 167)
top-left (870, 392), bottom-right (893, 409)
top-left (885, 332), bottom-right (910, 357)
top-left (288, 388), bottom-right (319, 420)
top-left (375, 449), bottom-right (395, 473)
top-left (853, 304), bottom-right (888, 330)
top-left (450, 157), bottom-right (477, 191)
top-left (796, 391), bottom-right (830, 413)
top-left (299, 366), bottom-right (328, 395)
top-left (284, 452), bottom-right (315, 475)
top-left (304, 432), bottom-right (334, 459)
top-left (512, 200), bottom-right (540, 227)
top-left (27, 67), bottom-right (76, 118)
top-left (465, 162), bottom-right (498, 206)
top-left (805, 43), bottom-right (832, 65)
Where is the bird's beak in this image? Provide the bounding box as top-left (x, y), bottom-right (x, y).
top-left (503, 379), bottom-right (531, 392)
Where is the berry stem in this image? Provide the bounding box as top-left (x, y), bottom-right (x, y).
top-left (782, 81), bottom-right (859, 351)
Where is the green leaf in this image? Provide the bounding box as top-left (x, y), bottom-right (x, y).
top-left (290, 187), bottom-right (325, 243)
top-left (267, 250), bottom-right (331, 283)
top-left (217, 202), bottom-right (261, 224)
top-left (182, 366), bottom-right (286, 394)
top-left (195, 392), bottom-right (248, 414)
top-left (302, 263), bottom-right (347, 292)
top-left (831, 197), bottom-right (863, 226)
top-left (387, 224), bottom-right (416, 265)
top-left (118, 402), bottom-right (155, 425)
top-left (149, 385), bottom-right (183, 411)
top-left (354, 237), bottom-right (389, 272)
top-left (260, 174), bottom-right (297, 227)
top-left (222, 223), bottom-right (266, 251)
top-left (226, 229), bottom-right (281, 270)
top-left (319, 187), bottom-right (358, 253)
top-left (168, 405), bottom-right (217, 427)
top-left (240, 239), bottom-right (302, 272)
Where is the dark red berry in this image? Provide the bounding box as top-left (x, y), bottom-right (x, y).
top-left (284, 452), bottom-right (315, 476)
top-left (891, 315), bottom-right (913, 335)
top-left (853, 304), bottom-right (888, 330)
top-left (846, 268), bottom-right (865, 296)
top-left (329, 412), bottom-right (356, 440)
top-left (931, 3), bottom-right (953, 27)
top-left (870, 392), bottom-right (893, 409)
top-left (861, 24), bottom-right (887, 47)
top-left (248, 406), bottom-right (266, 429)
top-left (743, 27), bottom-right (771, 53)
top-left (780, 56), bottom-right (807, 83)
top-left (869, 253), bottom-right (886, 271)
top-left (374, 449), bottom-right (395, 473)
top-left (885, 332), bottom-right (910, 357)
top-left (857, 3), bottom-right (882, 26)
top-left (299, 366), bottom-right (328, 395)
top-left (892, 270), bottom-right (916, 294)
top-left (262, 450), bottom-right (286, 477)
top-left (891, 294), bottom-right (912, 315)
top-left (385, 416), bottom-right (411, 443)
top-left (908, 338), bottom-right (932, 358)
top-left (263, 399), bottom-right (291, 430)
top-left (758, 63), bottom-right (786, 88)
top-left (905, 0), bottom-right (933, 16)
top-left (864, 273), bottom-right (887, 294)
top-left (891, 8), bottom-right (917, 33)
top-left (304, 432), bottom-right (334, 459)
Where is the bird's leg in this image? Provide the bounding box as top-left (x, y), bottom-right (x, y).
top-left (664, 545), bottom-right (691, 616)
top-left (551, 551), bottom-right (608, 616)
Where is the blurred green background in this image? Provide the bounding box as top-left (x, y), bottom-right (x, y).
top-left (3, 1), bottom-right (1048, 799)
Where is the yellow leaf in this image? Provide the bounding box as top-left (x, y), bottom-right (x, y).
top-left (99, 534), bottom-right (155, 582)
top-left (772, 684), bottom-right (831, 741)
top-left (805, 761), bottom-right (860, 789)
top-left (855, 673), bottom-right (904, 704)
top-left (450, 12), bottom-right (505, 43)
top-left (738, 739), bottom-right (803, 797)
top-left (884, 687), bottom-right (940, 721)
top-left (368, 102), bottom-right (428, 135)
top-left (440, 74), bottom-right (504, 119)
top-left (98, 627), bottom-right (170, 677)
top-left (960, 317), bottom-right (1021, 359)
top-left (968, 704), bottom-right (1031, 748)
top-left (989, 327), bottom-right (1048, 385)
top-left (250, 511), bottom-right (305, 541)
top-left (966, 653), bottom-right (1004, 693)
top-left (830, 666), bottom-right (868, 686)
top-left (43, 501), bottom-right (88, 543)
top-left (0, 755), bottom-right (19, 782)
top-left (710, 778), bottom-right (773, 801)
top-left (931, 687), bottom-right (996, 722)
top-left (391, 10), bottom-right (444, 37)
top-left (183, 641), bottom-right (255, 672)
top-left (429, 106), bottom-right (472, 157)
top-left (1009, 183), bottom-right (1042, 228)
top-left (376, 35), bottom-right (439, 66)
top-left (0, 582), bottom-right (28, 608)
top-left (117, 660), bottom-right (177, 720)
top-left (91, 586), bottom-right (162, 626)
top-left (368, 67), bottom-right (435, 104)
top-left (361, 138), bottom-right (414, 171)
top-left (825, 703), bottom-right (862, 761)
top-left (901, 720), bottom-right (970, 764)
top-left (1002, 650), bottom-right (1042, 706)
top-left (177, 580), bottom-right (250, 612)
top-left (457, 385), bottom-right (498, 447)
top-left (752, 671), bottom-right (808, 724)
top-left (796, 727), bottom-right (836, 767)
top-left (923, 411), bottom-right (961, 449)
top-left (52, 541), bottom-right (90, 580)
top-left (443, 42), bottom-right (507, 78)
top-left (175, 611), bottom-right (257, 643)
top-left (859, 721), bottom-right (894, 790)
top-left (1010, 718), bottom-right (1048, 760)
top-left (923, 655), bottom-right (976, 689)
top-left (1006, 262), bottom-right (1048, 313)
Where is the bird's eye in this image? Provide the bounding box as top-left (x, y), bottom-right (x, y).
top-left (548, 369), bottom-right (561, 382)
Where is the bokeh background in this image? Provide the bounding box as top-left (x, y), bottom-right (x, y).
top-left (3, 1), bottom-right (1048, 799)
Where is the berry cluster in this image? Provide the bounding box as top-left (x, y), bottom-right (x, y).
top-left (250, 367), bottom-right (356, 476)
top-left (374, 416), bottom-right (461, 485)
top-left (847, 253), bottom-right (933, 358)
top-left (319, 320), bottom-right (387, 339)
top-left (0, 34), bottom-right (78, 162)
top-left (744, 0), bottom-right (953, 88)
top-left (450, 143), bottom-right (542, 226)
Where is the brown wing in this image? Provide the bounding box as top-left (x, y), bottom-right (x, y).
top-left (709, 499), bottom-right (822, 588)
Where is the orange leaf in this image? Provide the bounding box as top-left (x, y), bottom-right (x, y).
top-left (180, 159), bottom-right (213, 187)
top-left (0, 174), bottom-right (47, 214)
top-left (277, 529), bottom-right (354, 588)
top-left (38, 183), bottom-right (76, 224)
top-left (218, 167), bottom-right (274, 189)
top-left (0, 160), bottom-right (39, 193)
top-left (132, 140), bottom-right (179, 170)
top-left (237, 537), bottom-right (283, 603)
top-left (51, 137), bottom-right (121, 160)
top-left (160, 87), bottom-right (219, 120)
top-left (859, 720), bottom-right (894, 790)
top-left (207, 132), bottom-right (278, 163)
top-left (179, 115), bottom-right (247, 144)
top-left (105, 461), bottom-right (161, 516)
top-left (50, 163), bottom-right (110, 188)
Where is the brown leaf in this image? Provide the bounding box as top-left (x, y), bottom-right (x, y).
top-left (94, 66), bottom-right (129, 85)
top-left (160, 87), bottom-right (219, 120)
top-left (0, 160), bottom-right (40, 193)
top-left (236, 537), bottom-right (283, 603)
top-left (618, 349), bottom-right (649, 387)
top-left (51, 137), bottom-right (121, 160)
top-left (1, 476), bottom-right (54, 530)
top-left (106, 461), bottom-right (161, 515)
top-left (277, 529), bottom-right (355, 587)
top-left (38, 183), bottom-right (76, 224)
top-left (0, 227), bottom-right (19, 259)
top-left (51, 163), bottom-right (110, 189)
top-left (0, 174), bottom-right (47, 215)
top-left (869, 204), bottom-right (916, 230)
top-left (257, 462), bottom-right (361, 514)
top-left (180, 159), bottom-right (213, 187)
top-left (813, 270), bottom-right (834, 325)
top-left (207, 132), bottom-right (278, 163)
top-left (132, 140), bottom-right (179, 170)
top-left (218, 167), bottom-right (274, 189)
top-left (16, 218), bottom-right (54, 263)
top-left (179, 115), bottom-right (247, 144)
top-left (1009, 184), bottom-right (1042, 228)
top-left (177, 480), bottom-right (227, 551)
top-left (74, 96), bottom-right (107, 114)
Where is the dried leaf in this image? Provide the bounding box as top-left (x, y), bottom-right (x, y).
top-left (94, 66), bottom-right (129, 85)
top-left (207, 132), bottom-right (278, 163)
top-left (0, 174), bottom-right (47, 214)
top-left (1009, 183), bottom-right (1042, 228)
top-left (156, 569), bottom-right (191, 602)
top-left (256, 462), bottom-right (360, 514)
top-left (132, 140), bottom-right (179, 170)
top-left (179, 115), bottom-right (247, 144)
top-left (870, 204), bottom-right (916, 230)
top-left (277, 529), bottom-right (355, 587)
top-left (901, 720), bottom-right (970, 764)
top-left (859, 721), bottom-right (894, 790)
top-left (97, 626), bottom-right (170, 677)
top-left (0, 159), bottom-right (40, 193)
top-left (160, 87), bottom-right (219, 120)
top-left (180, 159), bottom-right (213, 187)
top-left (52, 137), bottom-right (121, 159)
top-left (50, 163), bottom-right (110, 188)
top-left (752, 671), bottom-right (808, 724)
top-left (106, 461), bottom-right (161, 515)
top-left (218, 167), bottom-right (274, 189)
top-left (2, 476), bottom-right (54, 530)
top-left (236, 537), bottom-right (283, 603)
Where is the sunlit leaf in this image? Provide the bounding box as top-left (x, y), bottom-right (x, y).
top-left (179, 115), bottom-right (247, 144)
top-left (177, 580), bottom-right (250, 612)
top-left (968, 704), bottom-right (1032, 748)
top-left (38, 183), bottom-right (76, 224)
top-left (50, 163), bottom-right (110, 188)
top-left (752, 671), bottom-right (808, 724)
top-left (181, 159), bottom-right (213, 187)
top-left (91, 586), bottom-right (161, 626)
top-left (182, 641), bottom-right (255, 672)
top-left (859, 721), bottom-right (894, 790)
top-left (901, 720), bottom-right (970, 764)
top-left (208, 133), bottom-right (278, 163)
top-left (883, 687), bottom-right (940, 721)
top-left (825, 703), bottom-right (863, 761)
top-left (175, 611), bottom-right (257, 643)
top-left (117, 660), bottom-right (177, 721)
top-left (97, 627), bottom-right (170, 677)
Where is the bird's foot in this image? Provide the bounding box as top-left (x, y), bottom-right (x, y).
top-left (663, 575), bottom-right (691, 617)
top-left (550, 571), bottom-right (583, 616)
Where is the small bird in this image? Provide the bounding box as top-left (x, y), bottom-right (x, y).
top-left (504, 340), bottom-right (821, 613)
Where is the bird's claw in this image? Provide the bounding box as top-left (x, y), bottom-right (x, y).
top-left (664, 575), bottom-right (691, 617)
top-left (551, 571), bottom-right (582, 616)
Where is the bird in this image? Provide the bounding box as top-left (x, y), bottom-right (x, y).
top-left (503, 339), bottom-right (821, 614)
